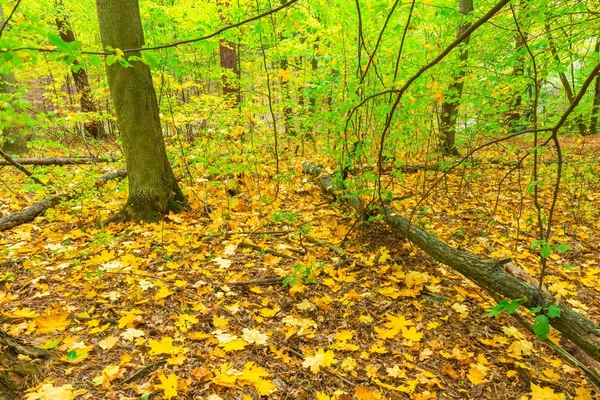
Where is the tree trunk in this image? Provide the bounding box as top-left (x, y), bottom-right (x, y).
top-left (439, 0), bottom-right (473, 156)
top-left (590, 38), bottom-right (600, 135)
top-left (217, 0), bottom-right (240, 106)
top-left (95, 0), bottom-right (187, 223)
top-left (0, 5), bottom-right (27, 155)
top-left (55, 0), bottom-right (105, 139)
top-left (546, 23), bottom-right (587, 135)
top-left (279, 0), bottom-right (294, 136)
top-left (303, 161), bottom-right (600, 363)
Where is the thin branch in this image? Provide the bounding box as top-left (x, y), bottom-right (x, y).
top-left (1, 0), bottom-right (300, 55)
top-left (0, 149), bottom-right (47, 187)
top-left (0, 0), bottom-right (23, 39)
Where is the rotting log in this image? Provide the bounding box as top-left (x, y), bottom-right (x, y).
top-left (303, 161), bottom-right (600, 362)
top-left (0, 329), bottom-right (51, 400)
top-left (0, 156), bottom-right (116, 166)
top-left (98, 167), bottom-right (127, 183)
top-left (0, 195), bottom-right (63, 232)
top-left (0, 167), bottom-right (127, 232)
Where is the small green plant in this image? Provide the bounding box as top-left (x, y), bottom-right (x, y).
top-left (487, 298), bottom-right (561, 341)
top-left (283, 263), bottom-right (320, 287)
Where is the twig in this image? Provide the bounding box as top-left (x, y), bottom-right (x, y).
top-left (0, 148), bottom-right (47, 187)
top-left (239, 240), bottom-right (296, 259)
top-left (229, 276), bottom-right (282, 286)
top-left (122, 360), bottom-right (166, 384)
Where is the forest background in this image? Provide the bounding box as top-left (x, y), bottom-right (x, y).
top-left (1, 0), bottom-right (600, 399)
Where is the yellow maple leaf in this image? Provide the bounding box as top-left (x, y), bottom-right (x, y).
top-left (118, 309), bottom-right (143, 328)
top-left (467, 362), bottom-right (489, 384)
top-left (316, 392), bottom-right (331, 400)
top-left (148, 337), bottom-right (182, 356)
top-left (168, 353), bottom-right (186, 365)
top-left (5, 307), bottom-right (39, 319)
top-left (238, 362), bottom-right (277, 395)
top-left (528, 383), bottom-right (563, 399)
top-left (401, 326), bottom-right (423, 342)
top-left (120, 328), bottom-right (145, 341)
top-left (212, 314), bottom-right (229, 329)
top-left (156, 372), bottom-right (178, 399)
top-left (92, 365), bottom-right (121, 388)
top-left (260, 305), bottom-right (281, 317)
top-left (279, 68), bottom-right (291, 82)
top-left (211, 363), bottom-right (239, 387)
top-left (242, 328), bottom-right (268, 345)
top-left (341, 356), bottom-right (357, 372)
top-left (98, 336), bottom-right (118, 350)
top-left (154, 286), bottom-right (173, 300)
top-left (385, 314), bottom-right (414, 330)
top-left (35, 309), bottom-right (71, 333)
top-left (176, 314), bottom-right (198, 332)
top-left (220, 338), bottom-right (248, 351)
top-left (508, 339), bottom-right (534, 358)
top-left (334, 330), bottom-right (354, 342)
top-left (575, 387), bottom-right (593, 400)
top-left (375, 327), bottom-right (399, 339)
top-left (302, 348), bottom-right (338, 373)
top-left (355, 385), bottom-right (382, 400)
top-left (24, 383), bottom-right (74, 400)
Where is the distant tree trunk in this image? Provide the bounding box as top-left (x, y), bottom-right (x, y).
top-left (546, 23), bottom-right (587, 135)
top-left (279, 0), bottom-right (294, 136)
top-left (96, 0), bottom-right (187, 223)
top-left (217, 0), bottom-right (240, 105)
top-left (503, 33), bottom-right (526, 127)
top-left (590, 38), bottom-right (600, 135)
top-left (0, 4), bottom-right (27, 155)
top-left (55, 0), bottom-right (105, 139)
top-left (439, 0), bottom-right (473, 156)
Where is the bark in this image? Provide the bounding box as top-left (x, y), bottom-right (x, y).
top-left (0, 330), bottom-right (51, 399)
top-left (439, 0), bottom-right (473, 156)
top-left (0, 156), bottom-right (115, 166)
top-left (279, 0), bottom-right (294, 136)
top-left (55, 0), bottom-right (105, 139)
top-left (591, 38), bottom-right (600, 135)
top-left (303, 161), bottom-right (600, 363)
top-left (217, 0), bottom-right (240, 105)
top-left (96, 0), bottom-right (187, 223)
top-left (0, 168), bottom-right (127, 232)
top-left (504, 33), bottom-right (525, 126)
top-left (546, 23), bottom-right (587, 135)
top-left (0, 195), bottom-right (62, 232)
top-left (0, 5), bottom-right (28, 155)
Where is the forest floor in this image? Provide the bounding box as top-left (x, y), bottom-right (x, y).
top-left (1, 133), bottom-right (600, 399)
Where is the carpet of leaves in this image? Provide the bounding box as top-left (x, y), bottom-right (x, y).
top-left (1, 135), bottom-right (600, 400)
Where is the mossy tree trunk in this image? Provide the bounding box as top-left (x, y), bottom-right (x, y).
top-left (0, 4), bottom-right (27, 155)
top-left (55, 0), bottom-right (105, 139)
top-left (439, 0), bottom-right (473, 156)
top-left (95, 0), bottom-right (187, 223)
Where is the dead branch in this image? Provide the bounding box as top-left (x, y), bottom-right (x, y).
top-left (0, 156), bottom-right (116, 166)
top-left (303, 161), bottom-right (600, 364)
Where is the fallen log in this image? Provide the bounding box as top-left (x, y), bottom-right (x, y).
top-left (0, 156), bottom-right (116, 166)
top-left (0, 167), bottom-right (126, 231)
top-left (98, 167), bottom-right (127, 183)
top-left (0, 329), bottom-right (52, 400)
top-left (0, 195), bottom-right (63, 232)
top-left (303, 161), bottom-right (600, 363)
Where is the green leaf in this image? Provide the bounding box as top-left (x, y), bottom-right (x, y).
top-left (556, 243), bottom-right (570, 254)
top-left (540, 244), bottom-right (552, 259)
top-left (487, 299), bottom-right (521, 316)
top-left (546, 305), bottom-right (561, 319)
top-left (533, 315), bottom-right (550, 340)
